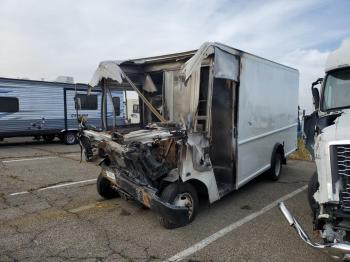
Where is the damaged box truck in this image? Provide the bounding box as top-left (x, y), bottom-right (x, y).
top-left (79, 42), bottom-right (299, 228)
top-left (279, 39), bottom-right (350, 260)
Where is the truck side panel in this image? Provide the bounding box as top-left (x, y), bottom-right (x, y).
top-left (236, 53), bottom-right (299, 188)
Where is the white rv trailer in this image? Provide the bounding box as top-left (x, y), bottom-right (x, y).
top-left (79, 42), bottom-right (299, 228)
top-left (0, 78), bottom-right (126, 144)
top-left (126, 96), bottom-right (140, 124)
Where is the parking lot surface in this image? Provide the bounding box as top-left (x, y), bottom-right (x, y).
top-left (0, 138), bottom-right (332, 261)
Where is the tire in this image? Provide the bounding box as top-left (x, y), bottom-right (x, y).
top-left (158, 183), bottom-right (199, 229)
top-left (268, 152), bottom-right (283, 181)
top-left (42, 134), bottom-right (55, 142)
top-left (308, 172), bottom-right (319, 213)
top-left (63, 132), bottom-right (77, 145)
top-left (96, 173), bottom-right (120, 199)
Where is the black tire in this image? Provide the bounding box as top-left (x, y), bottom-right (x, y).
top-left (268, 152), bottom-right (283, 181)
top-left (63, 132), bottom-right (77, 145)
top-left (308, 172), bottom-right (319, 213)
top-left (42, 134), bottom-right (55, 142)
top-left (96, 173), bottom-right (119, 199)
top-left (159, 183), bottom-right (199, 229)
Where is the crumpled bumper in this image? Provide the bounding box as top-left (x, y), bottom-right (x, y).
top-left (279, 202), bottom-right (350, 260)
top-left (102, 169), bottom-right (189, 226)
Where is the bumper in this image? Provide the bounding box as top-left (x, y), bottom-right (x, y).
top-left (278, 202), bottom-right (350, 260)
top-left (102, 169), bottom-right (189, 226)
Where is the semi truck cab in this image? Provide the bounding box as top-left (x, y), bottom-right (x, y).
top-left (279, 39), bottom-right (350, 260)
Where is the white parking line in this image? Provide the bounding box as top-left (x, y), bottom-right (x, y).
top-left (9, 179), bottom-right (97, 196)
top-left (165, 184), bottom-right (308, 262)
top-left (2, 156), bottom-right (58, 163)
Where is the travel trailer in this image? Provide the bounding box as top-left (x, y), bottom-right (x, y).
top-left (0, 78), bottom-right (126, 144)
top-left (279, 39), bottom-right (350, 260)
top-left (78, 42), bottom-right (299, 228)
top-left (126, 96), bottom-right (140, 124)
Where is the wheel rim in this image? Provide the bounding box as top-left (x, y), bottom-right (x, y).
top-left (174, 193), bottom-right (194, 219)
top-left (275, 155), bottom-right (281, 176)
top-left (66, 133), bottom-right (75, 144)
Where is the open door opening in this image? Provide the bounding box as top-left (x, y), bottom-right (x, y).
top-left (210, 79), bottom-right (236, 196)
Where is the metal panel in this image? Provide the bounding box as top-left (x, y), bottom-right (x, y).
top-left (236, 53), bottom-right (299, 188)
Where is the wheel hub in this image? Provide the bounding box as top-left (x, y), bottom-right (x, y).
top-left (174, 193), bottom-right (194, 219)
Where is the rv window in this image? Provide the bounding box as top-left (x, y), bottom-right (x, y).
top-left (133, 104), bottom-right (139, 113)
top-left (0, 97), bottom-right (19, 112)
top-left (75, 94), bottom-right (97, 110)
top-left (112, 97), bottom-right (121, 116)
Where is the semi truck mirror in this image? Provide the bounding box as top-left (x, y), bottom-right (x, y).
top-left (311, 78), bottom-right (323, 110)
top-left (312, 87), bottom-right (320, 110)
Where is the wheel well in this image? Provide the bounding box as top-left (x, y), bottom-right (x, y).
top-left (186, 179), bottom-right (209, 204)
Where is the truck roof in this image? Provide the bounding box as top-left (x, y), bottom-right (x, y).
top-left (122, 42), bottom-right (298, 71)
top-left (326, 38), bottom-right (350, 72)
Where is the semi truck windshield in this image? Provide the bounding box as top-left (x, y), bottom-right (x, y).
top-left (323, 67), bottom-right (350, 111)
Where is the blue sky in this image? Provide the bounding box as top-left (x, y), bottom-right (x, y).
top-left (0, 0), bottom-right (349, 112)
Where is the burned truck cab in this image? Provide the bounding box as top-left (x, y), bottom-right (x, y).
top-left (79, 42), bottom-right (299, 229)
top-left (80, 43), bottom-right (236, 228)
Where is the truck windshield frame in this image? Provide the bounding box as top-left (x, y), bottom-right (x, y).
top-left (321, 67), bottom-right (350, 112)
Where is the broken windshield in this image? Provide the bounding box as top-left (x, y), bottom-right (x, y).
top-left (322, 67), bottom-right (350, 111)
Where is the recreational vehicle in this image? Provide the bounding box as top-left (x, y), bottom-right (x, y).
top-left (0, 78), bottom-right (126, 144)
top-left (126, 96), bottom-right (140, 124)
top-left (78, 42), bottom-right (299, 228)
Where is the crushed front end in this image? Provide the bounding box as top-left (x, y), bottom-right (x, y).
top-left (279, 112), bottom-right (350, 260)
top-left (79, 123), bottom-right (191, 226)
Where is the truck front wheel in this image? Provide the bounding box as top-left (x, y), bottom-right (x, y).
top-left (96, 174), bottom-right (120, 199)
top-left (159, 183), bottom-right (199, 229)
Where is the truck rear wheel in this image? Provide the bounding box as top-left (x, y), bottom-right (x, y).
top-left (63, 132), bottom-right (77, 145)
top-left (268, 152), bottom-right (283, 181)
top-left (158, 183), bottom-right (199, 229)
top-left (96, 174), bottom-right (120, 199)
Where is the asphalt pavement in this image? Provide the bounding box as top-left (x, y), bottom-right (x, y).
top-left (0, 137), bottom-right (333, 261)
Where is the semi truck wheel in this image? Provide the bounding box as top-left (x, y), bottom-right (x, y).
top-left (96, 173), bottom-right (120, 199)
top-left (268, 152), bottom-right (283, 181)
top-left (308, 172), bottom-right (319, 213)
top-left (43, 134), bottom-right (55, 142)
top-left (159, 183), bottom-right (199, 229)
top-left (63, 132), bottom-right (77, 145)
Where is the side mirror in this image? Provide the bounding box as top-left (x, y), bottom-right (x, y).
top-left (75, 97), bottom-right (81, 110)
top-left (311, 78), bottom-right (323, 110)
top-left (312, 87), bottom-right (320, 110)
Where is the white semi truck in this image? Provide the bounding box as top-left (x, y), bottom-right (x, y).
top-left (279, 39), bottom-right (350, 260)
top-left (78, 42), bottom-right (299, 228)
